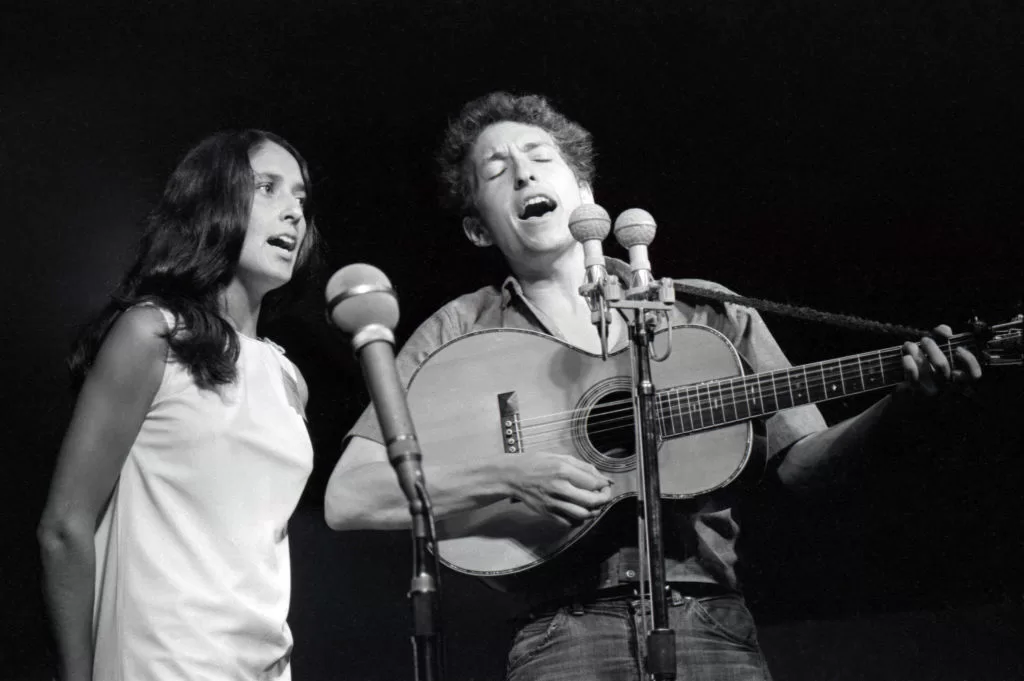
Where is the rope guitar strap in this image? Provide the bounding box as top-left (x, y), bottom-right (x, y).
top-left (671, 281), bottom-right (930, 339)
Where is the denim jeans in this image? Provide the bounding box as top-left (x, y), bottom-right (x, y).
top-left (506, 590), bottom-right (773, 681)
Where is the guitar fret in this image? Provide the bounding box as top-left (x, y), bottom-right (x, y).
top-left (689, 386), bottom-right (701, 431)
top-left (749, 376), bottom-right (757, 419)
top-left (670, 388), bottom-right (683, 436)
top-left (777, 370), bottom-right (793, 410)
top-left (754, 375), bottom-right (767, 416)
top-left (702, 383), bottom-right (716, 427)
top-left (864, 351), bottom-right (883, 388)
top-left (808, 362), bottom-right (827, 402)
top-left (678, 388), bottom-right (687, 432)
top-left (656, 392), bottom-right (669, 437)
top-left (846, 357), bottom-right (864, 393)
top-left (822, 361), bottom-right (842, 397)
top-left (732, 377), bottom-right (749, 422)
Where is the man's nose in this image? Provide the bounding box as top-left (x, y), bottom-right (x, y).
top-left (513, 161), bottom-right (537, 190)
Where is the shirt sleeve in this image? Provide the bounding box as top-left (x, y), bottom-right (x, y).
top-left (344, 304), bottom-right (458, 446)
top-left (719, 301), bottom-right (828, 458)
top-left (671, 278), bottom-right (828, 459)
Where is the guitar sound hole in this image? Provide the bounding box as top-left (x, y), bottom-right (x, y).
top-left (586, 390), bottom-right (635, 460)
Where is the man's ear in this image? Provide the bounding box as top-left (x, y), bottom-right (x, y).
top-left (579, 182), bottom-right (595, 205)
top-left (462, 216), bottom-right (494, 247)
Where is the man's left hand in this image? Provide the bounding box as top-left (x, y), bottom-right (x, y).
top-left (901, 324), bottom-right (983, 396)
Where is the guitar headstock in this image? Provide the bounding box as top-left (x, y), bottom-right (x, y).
top-left (969, 315), bottom-right (1023, 367)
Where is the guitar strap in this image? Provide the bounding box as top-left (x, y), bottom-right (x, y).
top-left (672, 281), bottom-right (930, 339)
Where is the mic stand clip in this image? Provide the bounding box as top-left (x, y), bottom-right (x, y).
top-left (406, 479), bottom-right (444, 681)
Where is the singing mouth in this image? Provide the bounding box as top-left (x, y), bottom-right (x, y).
top-left (518, 194), bottom-right (558, 220)
top-left (267, 234), bottom-right (298, 253)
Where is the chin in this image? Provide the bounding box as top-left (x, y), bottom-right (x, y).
top-left (258, 270), bottom-right (295, 294)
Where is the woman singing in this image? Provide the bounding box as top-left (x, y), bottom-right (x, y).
top-left (38, 129), bottom-right (322, 681)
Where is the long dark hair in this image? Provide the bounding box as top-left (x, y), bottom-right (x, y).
top-left (68, 129), bottom-right (323, 390)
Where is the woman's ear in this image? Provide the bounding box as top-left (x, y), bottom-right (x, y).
top-left (462, 216), bottom-right (494, 247)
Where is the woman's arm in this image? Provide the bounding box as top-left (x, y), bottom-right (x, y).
top-left (37, 306), bottom-right (168, 681)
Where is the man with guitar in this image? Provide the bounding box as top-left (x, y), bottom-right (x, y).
top-left (324, 91), bottom-right (984, 680)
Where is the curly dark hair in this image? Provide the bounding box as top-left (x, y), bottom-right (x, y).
top-left (438, 92), bottom-right (596, 216)
top-left (68, 129), bottom-right (323, 391)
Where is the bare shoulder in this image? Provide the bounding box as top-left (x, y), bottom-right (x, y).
top-left (43, 306), bottom-right (171, 528)
top-left (91, 305), bottom-right (170, 389)
top-left (110, 305), bottom-right (171, 344)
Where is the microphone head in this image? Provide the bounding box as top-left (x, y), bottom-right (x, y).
top-left (568, 204), bottom-right (611, 242)
top-left (613, 208), bottom-right (657, 248)
top-left (325, 263), bottom-right (399, 335)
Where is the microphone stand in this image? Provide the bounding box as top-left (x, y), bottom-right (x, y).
top-left (407, 482), bottom-right (444, 681)
top-left (589, 275), bottom-right (677, 680)
top-left (326, 265), bottom-right (445, 681)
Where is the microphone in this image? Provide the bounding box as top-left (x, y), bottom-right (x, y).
top-left (325, 263), bottom-right (422, 506)
top-left (568, 204), bottom-right (612, 287)
top-left (613, 208), bottom-right (657, 291)
top-left (569, 204), bottom-right (616, 359)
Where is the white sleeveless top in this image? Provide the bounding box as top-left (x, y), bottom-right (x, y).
top-left (93, 309), bottom-right (313, 680)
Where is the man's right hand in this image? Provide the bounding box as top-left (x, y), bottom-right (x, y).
top-left (503, 452), bottom-right (614, 525)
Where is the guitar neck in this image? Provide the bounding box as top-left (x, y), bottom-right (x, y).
top-left (656, 333), bottom-right (968, 437)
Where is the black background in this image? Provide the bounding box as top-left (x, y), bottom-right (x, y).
top-left (2, 1), bottom-right (1022, 679)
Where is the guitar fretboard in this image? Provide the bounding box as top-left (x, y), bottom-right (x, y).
top-left (655, 336), bottom-right (964, 437)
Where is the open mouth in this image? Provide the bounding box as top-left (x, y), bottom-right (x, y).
top-left (518, 195), bottom-right (558, 220)
top-left (267, 234), bottom-right (298, 253)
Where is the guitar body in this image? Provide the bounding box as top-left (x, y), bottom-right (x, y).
top-left (404, 325), bottom-right (753, 581)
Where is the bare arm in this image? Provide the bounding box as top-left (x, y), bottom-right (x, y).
top-left (776, 325), bottom-right (983, 491)
top-left (324, 436), bottom-right (614, 531)
top-left (37, 307), bottom-right (168, 681)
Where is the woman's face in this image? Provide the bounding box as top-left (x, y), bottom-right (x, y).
top-left (234, 141), bottom-right (308, 296)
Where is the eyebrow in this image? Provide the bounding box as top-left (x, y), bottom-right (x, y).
top-left (253, 171), bottom-right (306, 194)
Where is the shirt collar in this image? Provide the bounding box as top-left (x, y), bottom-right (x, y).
top-left (500, 256), bottom-right (632, 309)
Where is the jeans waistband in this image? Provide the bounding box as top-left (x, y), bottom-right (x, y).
top-left (530, 581), bottom-right (736, 615)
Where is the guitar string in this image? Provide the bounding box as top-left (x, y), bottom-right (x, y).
top-left (511, 323), bottom-right (1018, 449)
top-left (514, 326), bottom-right (985, 435)
top-left (515, 347), bottom-right (912, 434)
top-left (518, 352), bottom-right (914, 448)
top-left (510, 337), bottom-right (961, 429)
top-left (522, 363), bottom-right (905, 446)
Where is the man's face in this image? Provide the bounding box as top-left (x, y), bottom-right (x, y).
top-left (464, 121), bottom-right (593, 265)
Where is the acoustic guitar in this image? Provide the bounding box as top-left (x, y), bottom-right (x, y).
top-left (402, 318), bottom-right (1020, 583)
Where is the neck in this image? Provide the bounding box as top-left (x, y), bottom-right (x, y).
top-left (220, 280), bottom-right (263, 337)
top-left (511, 243), bottom-right (592, 319)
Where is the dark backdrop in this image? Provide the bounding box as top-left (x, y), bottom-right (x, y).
top-left (2, 1), bottom-right (1022, 679)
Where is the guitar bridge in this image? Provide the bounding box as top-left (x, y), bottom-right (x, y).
top-left (497, 391), bottom-right (523, 454)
